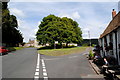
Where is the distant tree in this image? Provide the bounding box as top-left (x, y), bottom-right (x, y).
top-left (36, 14), bottom-right (83, 48)
top-left (2, 2), bottom-right (23, 47)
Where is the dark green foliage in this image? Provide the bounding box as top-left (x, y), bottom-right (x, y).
top-left (36, 14), bottom-right (83, 48)
top-left (82, 39), bottom-right (98, 46)
top-left (2, 2), bottom-right (23, 47)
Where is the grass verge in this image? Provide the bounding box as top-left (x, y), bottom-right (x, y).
top-left (6, 47), bottom-right (24, 52)
top-left (14, 47), bottom-right (24, 50)
top-left (38, 47), bottom-right (88, 56)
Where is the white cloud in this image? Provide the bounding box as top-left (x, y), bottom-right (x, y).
top-left (8, 2), bottom-right (118, 41)
top-left (9, 8), bottom-right (26, 18)
top-left (17, 19), bottom-right (38, 42)
top-left (38, 21), bottom-right (41, 26)
top-left (59, 11), bottom-right (80, 20)
top-left (72, 12), bottom-right (80, 19)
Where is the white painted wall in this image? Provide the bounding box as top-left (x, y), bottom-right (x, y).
top-left (102, 38), bottom-right (105, 57)
top-left (112, 32), bottom-right (117, 59)
top-left (99, 39), bottom-right (103, 57)
top-left (106, 34), bottom-right (110, 46)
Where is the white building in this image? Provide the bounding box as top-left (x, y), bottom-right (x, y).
top-left (99, 9), bottom-right (120, 65)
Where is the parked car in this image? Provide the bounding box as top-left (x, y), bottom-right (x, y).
top-left (0, 46), bottom-right (9, 56)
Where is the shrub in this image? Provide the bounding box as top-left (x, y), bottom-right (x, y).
top-left (6, 47), bottom-right (16, 52)
top-left (89, 50), bottom-right (94, 60)
top-left (82, 43), bottom-right (89, 46)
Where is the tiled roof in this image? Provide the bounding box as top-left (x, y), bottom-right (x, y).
top-left (27, 40), bottom-right (34, 44)
top-left (100, 11), bottom-right (120, 38)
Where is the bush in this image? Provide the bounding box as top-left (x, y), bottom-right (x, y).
top-left (82, 43), bottom-right (89, 46)
top-left (6, 47), bottom-right (16, 52)
top-left (92, 44), bottom-right (96, 47)
top-left (89, 50), bottom-right (94, 60)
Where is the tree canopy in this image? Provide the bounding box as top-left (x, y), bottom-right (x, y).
top-left (2, 2), bottom-right (23, 47)
top-left (36, 14), bottom-right (82, 47)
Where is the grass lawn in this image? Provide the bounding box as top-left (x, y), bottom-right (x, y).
top-left (38, 47), bottom-right (88, 56)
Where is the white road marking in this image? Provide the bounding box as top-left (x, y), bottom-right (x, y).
top-left (44, 77), bottom-right (48, 78)
top-left (35, 72), bottom-right (39, 76)
top-left (34, 76), bottom-right (39, 78)
top-left (34, 53), bottom-right (40, 80)
top-left (42, 63), bottom-right (45, 67)
top-left (41, 59), bottom-right (49, 80)
top-left (34, 76), bottom-right (39, 80)
top-left (43, 66), bottom-right (46, 69)
top-left (43, 72), bottom-right (48, 76)
top-left (36, 69), bottom-right (39, 71)
top-left (43, 68), bottom-right (46, 72)
top-left (44, 77), bottom-right (48, 80)
top-left (37, 53), bottom-right (40, 66)
top-left (36, 65), bottom-right (39, 68)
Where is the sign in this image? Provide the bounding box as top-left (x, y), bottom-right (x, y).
top-left (55, 41), bottom-right (58, 44)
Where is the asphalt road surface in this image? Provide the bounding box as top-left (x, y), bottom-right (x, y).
top-left (2, 48), bottom-right (38, 79)
top-left (2, 47), bottom-right (104, 80)
top-left (39, 48), bottom-right (104, 80)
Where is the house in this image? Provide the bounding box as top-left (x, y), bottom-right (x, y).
top-left (34, 39), bottom-right (42, 48)
top-left (24, 39), bottom-right (34, 47)
top-left (99, 9), bottom-right (120, 65)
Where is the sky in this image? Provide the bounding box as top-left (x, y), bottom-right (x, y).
top-left (8, 0), bottom-right (119, 42)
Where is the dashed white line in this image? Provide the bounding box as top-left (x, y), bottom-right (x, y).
top-left (44, 77), bottom-right (48, 80)
top-left (34, 53), bottom-right (48, 80)
top-left (35, 72), bottom-right (39, 76)
top-left (34, 75), bottom-right (39, 79)
top-left (41, 59), bottom-right (49, 80)
top-left (36, 69), bottom-right (39, 71)
top-left (43, 72), bottom-right (48, 76)
top-left (34, 53), bottom-right (40, 80)
top-left (36, 65), bottom-right (39, 69)
top-left (43, 68), bottom-right (46, 72)
top-left (44, 77), bottom-right (48, 79)
top-left (43, 66), bottom-right (46, 69)
top-left (42, 63), bottom-right (45, 67)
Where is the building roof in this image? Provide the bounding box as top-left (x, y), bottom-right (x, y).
top-left (27, 40), bottom-right (34, 44)
top-left (100, 11), bottom-right (120, 38)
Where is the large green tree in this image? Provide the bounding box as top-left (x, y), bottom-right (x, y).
top-left (36, 14), bottom-right (82, 47)
top-left (2, 2), bottom-right (23, 47)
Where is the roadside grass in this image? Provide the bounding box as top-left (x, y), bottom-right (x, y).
top-left (14, 47), bottom-right (24, 50)
top-left (6, 47), bottom-right (24, 52)
top-left (38, 47), bottom-right (88, 56)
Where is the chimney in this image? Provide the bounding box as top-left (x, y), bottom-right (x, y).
top-left (112, 9), bottom-right (116, 18)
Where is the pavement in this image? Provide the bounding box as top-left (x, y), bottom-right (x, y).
top-left (88, 60), bottom-right (101, 75)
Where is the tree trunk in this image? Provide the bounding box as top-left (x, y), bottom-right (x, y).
top-left (66, 43), bottom-right (68, 48)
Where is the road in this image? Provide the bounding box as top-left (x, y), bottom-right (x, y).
top-left (2, 47), bottom-right (104, 80)
top-left (2, 48), bottom-right (38, 80)
top-left (39, 49), bottom-right (104, 80)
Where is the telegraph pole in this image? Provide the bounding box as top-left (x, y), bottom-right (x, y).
top-left (88, 31), bottom-right (91, 47)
